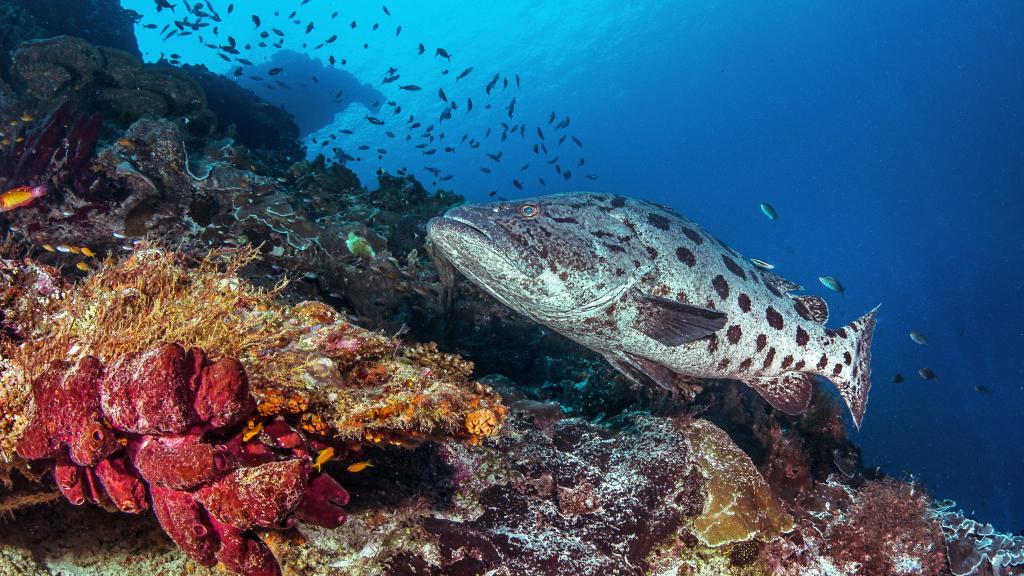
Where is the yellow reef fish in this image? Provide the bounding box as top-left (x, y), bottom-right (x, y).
top-left (75, 261), bottom-right (92, 272)
top-left (346, 460), bottom-right (373, 473)
top-left (41, 244), bottom-right (56, 252)
top-left (81, 247), bottom-right (96, 258)
top-left (241, 419), bottom-right (263, 442)
top-left (20, 113), bottom-right (33, 122)
top-left (0, 185), bottom-right (46, 212)
top-left (313, 447), bottom-right (335, 472)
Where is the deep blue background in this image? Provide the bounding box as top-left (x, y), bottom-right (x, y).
top-left (125, 0), bottom-right (1024, 531)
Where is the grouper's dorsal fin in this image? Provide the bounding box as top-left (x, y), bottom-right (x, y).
top-left (793, 295), bottom-right (829, 324)
top-left (761, 270), bottom-right (803, 297)
top-left (632, 292), bottom-right (727, 347)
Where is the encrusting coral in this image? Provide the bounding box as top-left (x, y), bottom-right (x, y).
top-left (0, 245), bottom-right (505, 575)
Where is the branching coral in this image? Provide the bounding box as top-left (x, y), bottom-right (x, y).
top-left (0, 245), bottom-right (505, 575)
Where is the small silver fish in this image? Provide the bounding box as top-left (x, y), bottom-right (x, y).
top-left (909, 331), bottom-right (927, 345)
top-left (819, 275), bottom-right (845, 294)
top-left (750, 258), bottom-right (775, 270)
top-left (759, 202), bottom-right (777, 221)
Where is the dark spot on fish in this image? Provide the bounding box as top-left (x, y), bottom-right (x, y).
top-left (722, 255), bottom-right (747, 280)
top-left (552, 217), bottom-right (578, 224)
top-left (794, 360), bottom-right (806, 370)
top-left (756, 334), bottom-right (767, 352)
top-left (832, 363), bottom-right (843, 377)
top-left (835, 328), bottom-right (848, 339)
top-left (817, 355), bottom-right (829, 370)
top-left (766, 306), bottom-right (784, 330)
top-left (795, 326), bottom-right (810, 347)
top-left (739, 358), bottom-right (752, 371)
top-left (727, 325), bottom-right (742, 344)
top-left (593, 230), bottom-right (614, 239)
top-left (712, 275), bottom-right (730, 300)
top-left (647, 213), bottom-right (670, 230)
top-left (763, 347), bottom-right (776, 370)
top-left (706, 334), bottom-right (719, 354)
top-left (717, 358), bottom-right (731, 370)
top-left (781, 355), bottom-right (793, 369)
top-left (611, 195), bottom-right (626, 208)
top-left (843, 352), bottom-right (852, 365)
top-left (602, 243), bottom-right (626, 254)
top-left (737, 293), bottom-right (752, 312)
top-left (681, 227), bottom-right (703, 244)
top-left (676, 246), bottom-right (696, 267)
top-left (646, 247), bottom-right (658, 259)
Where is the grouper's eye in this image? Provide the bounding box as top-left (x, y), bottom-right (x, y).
top-left (519, 203), bottom-right (540, 219)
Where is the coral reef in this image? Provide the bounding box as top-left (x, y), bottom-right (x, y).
top-left (0, 247), bottom-right (505, 575)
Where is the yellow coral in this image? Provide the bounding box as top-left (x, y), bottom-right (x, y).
top-left (682, 420), bottom-right (794, 547)
top-left (465, 408), bottom-right (499, 436)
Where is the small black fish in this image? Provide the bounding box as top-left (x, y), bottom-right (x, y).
top-left (975, 384), bottom-right (991, 395)
top-left (512, 179), bottom-right (523, 190)
top-left (467, 98), bottom-right (473, 111)
top-left (383, 5), bottom-right (391, 16)
top-left (456, 67), bottom-right (474, 80)
top-left (435, 47), bottom-right (451, 61)
top-left (486, 73), bottom-right (499, 95)
top-left (418, 43), bottom-right (425, 55)
top-left (237, 58), bottom-right (253, 65)
top-left (548, 112), bottom-right (556, 124)
top-left (227, 3), bottom-right (233, 13)
top-left (272, 28), bottom-right (284, 36)
top-left (536, 127), bottom-right (544, 140)
top-left (515, 73), bottom-right (521, 87)
top-left (155, 0), bottom-right (176, 13)
top-left (506, 97), bottom-right (516, 119)
top-left (571, 136), bottom-right (583, 148)
top-left (268, 67), bottom-right (283, 76)
top-left (306, 22), bottom-right (314, 33)
top-left (351, 20), bottom-right (358, 28)
top-left (481, 167), bottom-right (492, 173)
top-left (373, 23), bottom-right (379, 31)
top-left (326, 34), bottom-right (338, 44)
top-left (438, 88), bottom-right (447, 102)
top-left (396, 25), bottom-right (402, 36)
top-left (399, 85), bottom-right (421, 91)
top-left (487, 151), bottom-right (502, 163)
top-left (892, 374), bottom-right (904, 383)
top-left (919, 368), bottom-right (938, 381)
top-left (251, 14), bottom-right (260, 27)
top-left (365, 115), bottom-right (384, 125)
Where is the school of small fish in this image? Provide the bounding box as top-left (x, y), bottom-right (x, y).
top-left (135, 1), bottom-right (598, 195)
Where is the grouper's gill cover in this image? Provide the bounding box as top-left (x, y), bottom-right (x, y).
top-left (427, 192), bottom-right (878, 428)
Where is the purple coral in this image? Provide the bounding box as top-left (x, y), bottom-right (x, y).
top-left (16, 342), bottom-right (350, 576)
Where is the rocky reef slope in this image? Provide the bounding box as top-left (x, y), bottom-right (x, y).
top-left (0, 26), bottom-right (1021, 576)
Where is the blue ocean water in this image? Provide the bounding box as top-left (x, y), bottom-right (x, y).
top-left (125, 0), bottom-right (1024, 531)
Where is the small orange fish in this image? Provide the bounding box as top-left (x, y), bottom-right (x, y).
top-left (19, 112), bottom-right (33, 122)
top-left (81, 247), bottom-right (96, 258)
top-left (75, 261), bottom-right (92, 272)
top-left (41, 244), bottom-right (55, 252)
top-left (346, 459), bottom-right (373, 473)
top-left (0, 185), bottom-right (46, 212)
top-left (313, 447), bottom-right (335, 472)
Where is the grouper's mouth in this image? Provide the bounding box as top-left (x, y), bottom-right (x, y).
top-left (426, 214), bottom-right (493, 246)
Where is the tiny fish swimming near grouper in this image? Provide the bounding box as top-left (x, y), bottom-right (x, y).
top-left (428, 192), bottom-right (879, 427)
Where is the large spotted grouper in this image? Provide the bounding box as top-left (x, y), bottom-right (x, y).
top-left (427, 192), bottom-right (878, 427)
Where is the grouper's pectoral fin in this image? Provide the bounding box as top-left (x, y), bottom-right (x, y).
top-left (745, 372), bottom-right (816, 416)
top-left (602, 351), bottom-right (703, 391)
top-left (631, 293), bottom-right (728, 347)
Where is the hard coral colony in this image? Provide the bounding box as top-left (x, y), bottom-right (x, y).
top-left (0, 247), bottom-right (505, 575)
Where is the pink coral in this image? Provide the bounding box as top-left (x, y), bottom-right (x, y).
top-left (15, 342), bottom-right (350, 576)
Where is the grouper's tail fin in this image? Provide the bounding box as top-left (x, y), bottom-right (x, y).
top-left (826, 306), bottom-right (879, 430)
